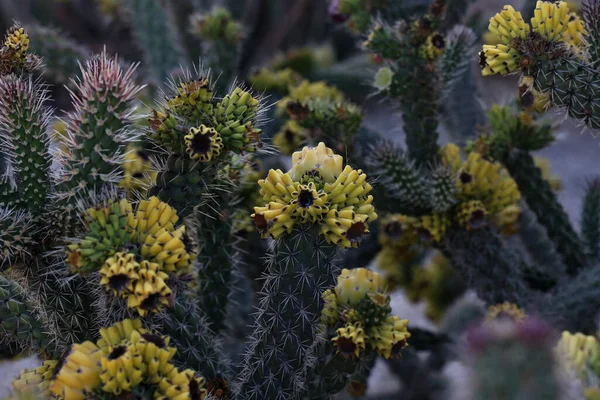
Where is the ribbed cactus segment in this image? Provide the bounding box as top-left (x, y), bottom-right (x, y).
top-left (505, 149), bottom-right (587, 275)
top-left (52, 50), bottom-right (143, 210)
top-left (365, 140), bottom-right (430, 214)
top-left (123, 0), bottom-right (186, 85)
top-left (150, 155), bottom-right (213, 218)
top-left (438, 26), bottom-right (476, 88)
top-left (0, 75), bottom-right (52, 215)
top-left (518, 205), bottom-right (565, 284)
top-left (193, 179), bottom-right (235, 334)
top-left (429, 165), bottom-right (457, 213)
top-left (582, 0), bottom-right (600, 67)
top-left (530, 54), bottom-right (600, 129)
top-left (26, 23), bottom-right (89, 86)
top-left (25, 256), bottom-right (98, 355)
top-left (236, 226), bottom-right (340, 399)
top-left (438, 227), bottom-right (529, 305)
top-left (152, 291), bottom-right (233, 382)
top-left (467, 319), bottom-right (560, 400)
top-left (542, 263), bottom-right (600, 333)
top-left (0, 208), bottom-right (35, 268)
top-left (0, 275), bottom-right (50, 355)
top-left (397, 68), bottom-right (440, 167)
top-left (582, 178), bottom-right (600, 261)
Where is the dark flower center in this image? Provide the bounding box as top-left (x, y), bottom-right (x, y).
top-left (391, 339), bottom-right (407, 357)
top-left (285, 129), bottom-right (296, 143)
top-left (383, 221), bottom-right (402, 239)
top-left (136, 150), bottom-right (150, 161)
top-left (336, 336), bottom-right (357, 355)
top-left (141, 332), bottom-right (166, 347)
top-left (141, 293), bottom-right (162, 311)
top-left (189, 377), bottom-right (202, 400)
top-left (431, 33), bottom-right (445, 49)
top-left (469, 210), bottom-right (486, 230)
top-left (191, 132), bottom-right (212, 155)
top-left (108, 345), bottom-right (127, 360)
top-left (346, 222), bottom-right (367, 242)
top-left (109, 274), bottom-right (130, 292)
top-left (207, 377), bottom-right (230, 399)
top-left (253, 214), bottom-right (268, 231)
top-left (298, 190), bottom-right (314, 207)
top-left (460, 172), bottom-right (472, 184)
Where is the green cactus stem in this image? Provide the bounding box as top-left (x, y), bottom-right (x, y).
top-left (504, 149), bottom-right (588, 275)
top-left (0, 74), bottom-right (52, 215)
top-left (581, 178), bottom-right (600, 262)
top-left (235, 225), bottom-right (340, 399)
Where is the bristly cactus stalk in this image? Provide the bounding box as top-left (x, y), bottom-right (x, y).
top-left (582, 178), bottom-right (600, 262)
top-left (123, 0), bottom-right (186, 87)
top-left (236, 143), bottom-right (378, 399)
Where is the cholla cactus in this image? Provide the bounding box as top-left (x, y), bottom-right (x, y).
top-left (236, 143), bottom-right (377, 399)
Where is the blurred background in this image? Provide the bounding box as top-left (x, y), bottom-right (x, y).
top-left (0, 0), bottom-right (598, 398)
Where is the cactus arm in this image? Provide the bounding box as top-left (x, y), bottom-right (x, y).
top-left (123, 0), bottom-right (186, 86)
top-left (438, 227), bottom-right (530, 305)
top-left (235, 226), bottom-right (340, 399)
top-left (582, 0), bottom-right (600, 67)
top-left (504, 149), bottom-right (588, 275)
top-left (581, 178), bottom-right (600, 262)
top-left (0, 75), bottom-right (52, 215)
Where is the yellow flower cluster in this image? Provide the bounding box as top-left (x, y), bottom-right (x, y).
top-left (119, 145), bottom-right (157, 196)
top-left (184, 125), bottom-right (224, 162)
top-left (556, 331), bottom-right (600, 377)
top-left (275, 80), bottom-right (344, 117)
top-left (440, 144), bottom-right (521, 233)
top-left (324, 268), bottom-right (411, 360)
top-left (486, 302), bottom-right (527, 324)
top-left (67, 197), bottom-right (193, 316)
top-left (252, 143), bottom-right (377, 248)
top-left (4, 26), bottom-right (29, 61)
top-left (13, 319), bottom-right (208, 400)
top-left (419, 32), bottom-right (446, 60)
top-left (480, 2), bottom-right (586, 76)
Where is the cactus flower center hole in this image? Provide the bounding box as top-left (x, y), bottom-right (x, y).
top-left (298, 190), bottom-right (314, 207)
top-left (253, 214), bottom-right (268, 230)
top-left (431, 33), bottom-right (445, 49)
top-left (189, 377), bottom-right (202, 400)
top-left (109, 274), bottom-right (130, 292)
top-left (190, 132), bottom-right (212, 156)
top-left (141, 332), bottom-right (166, 347)
top-left (346, 221), bottom-right (366, 242)
top-left (460, 172), bottom-right (472, 184)
top-left (469, 210), bottom-right (486, 229)
top-left (108, 345), bottom-right (127, 360)
top-left (336, 336), bottom-right (357, 356)
top-left (391, 340), bottom-right (407, 357)
top-left (141, 293), bottom-right (162, 311)
top-left (383, 221), bottom-right (402, 239)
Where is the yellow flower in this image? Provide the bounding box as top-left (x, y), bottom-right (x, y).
top-left (415, 213), bottom-right (449, 243)
top-left (129, 329), bottom-right (177, 384)
top-left (252, 202), bottom-right (295, 240)
top-left (335, 268), bottom-right (383, 307)
top-left (332, 322), bottom-right (366, 358)
top-left (257, 168), bottom-right (297, 204)
top-left (99, 343), bottom-right (144, 395)
top-left (126, 261), bottom-right (172, 316)
top-left (378, 214), bottom-right (420, 249)
top-left (456, 200), bottom-right (488, 231)
top-left (276, 80), bottom-right (344, 116)
top-left (488, 5), bottom-right (530, 44)
top-left (367, 316), bottom-right (410, 359)
top-left (4, 26), bottom-right (30, 60)
top-left (556, 331), bottom-right (599, 375)
top-left (167, 79), bottom-right (213, 120)
top-left (479, 44), bottom-right (522, 76)
top-left (322, 288), bottom-right (339, 326)
top-left (320, 207), bottom-right (370, 248)
top-left (419, 32), bottom-right (446, 60)
top-left (290, 182), bottom-right (329, 223)
top-left (97, 319), bottom-right (145, 351)
top-left (99, 252), bottom-right (140, 298)
top-left (49, 341), bottom-right (103, 400)
top-left (155, 367), bottom-right (207, 400)
top-left (486, 302), bottom-right (527, 323)
top-left (493, 204), bottom-right (522, 236)
top-left (531, 1), bottom-right (571, 42)
top-left (272, 119), bottom-right (305, 155)
top-left (290, 142), bottom-right (344, 183)
top-left (184, 125), bottom-right (224, 162)
top-left (12, 360), bottom-right (58, 398)
top-left (120, 146), bottom-right (157, 194)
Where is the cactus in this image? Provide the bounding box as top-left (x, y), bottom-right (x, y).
top-left (582, 178), bottom-right (600, 262)
top-left (123, 0), bottom-right (186, 87)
